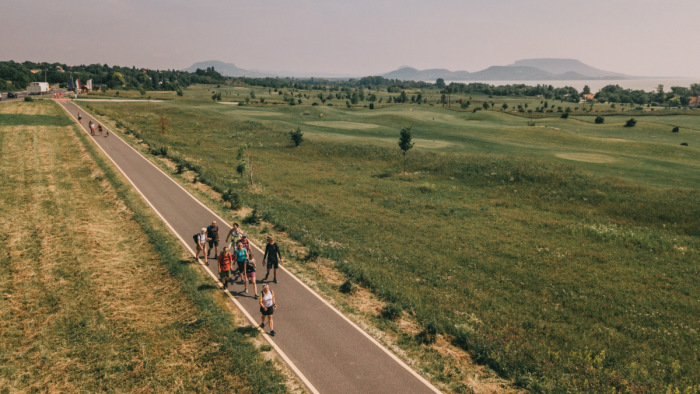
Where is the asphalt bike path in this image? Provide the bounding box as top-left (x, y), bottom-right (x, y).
top-left (56, 100), bottom-right (439, 394)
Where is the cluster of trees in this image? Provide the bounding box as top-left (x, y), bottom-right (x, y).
top-left (0, 61), bottom-right (225, 92)
top-left (594, 84), bottom-right (700, 106)
top-left (443, 82), bottom-right (580, 101)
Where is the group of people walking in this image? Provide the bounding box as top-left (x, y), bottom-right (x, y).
top-left (194, 221), bottom-right (282, 336)
top-left (77, 113), bottom-right (108, 137)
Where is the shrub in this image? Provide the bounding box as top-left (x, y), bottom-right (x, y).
top-left (527, 120), bottom-right (536, 127)
top-left (243, 208), bottom-right (261, 225)
top-left (672, 126), bottom-right (680, 133)
top-left (369, 102), bottom-right (374, 110)
top-left (561, 112), bottom-right (569, 119)
top-left (624, 118), bottom-right (637, 127)
top-left (381, 304), bottom-right (403, 320)
top-left (150, 145), bottom-right (168, 157)
top-left (176, 162), bottom-right (186, 174)
top-left (289, 127), bottom-right (304, 147)
top-left (595, 115), bottom-right (604, 124)
top-left (24, 96), bottom-right (33, 102)
top-left (416, 325), bottom-right (437, 345)
top-left (222, 189), bottom-right (242, 210)
top-left (339, 280), bottom-right (354, 294)
top-left (176, 89), bottom-right (183, 97)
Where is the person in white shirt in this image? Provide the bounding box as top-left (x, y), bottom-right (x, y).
top-left (259, 284), bottom-right (277, 336)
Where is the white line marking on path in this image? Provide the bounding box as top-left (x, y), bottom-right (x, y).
top-left (60, 100), bottom-right (441, 394)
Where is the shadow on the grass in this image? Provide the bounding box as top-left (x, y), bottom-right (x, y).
top-left (197, 284), bottom-right (218, 291)
top-left (236, 326), bottom-right (260, 337)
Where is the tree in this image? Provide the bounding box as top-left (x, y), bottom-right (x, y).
top-left (289, 126), bottom-right (304, 147)
top-left (435, 78), bottom-right (446, 89)
top-left (595, 115), bottom-right (605, 124)
top-left (582, 85), bottom-right (591, 95)
top-left (624, 118), bottom-right (637, 127)
top-left (398, 127), bottom-right (414, 173)
top-left (482, 102), bottom-right (489, 110)
top-left (501, 103), bottom-right (508, 110)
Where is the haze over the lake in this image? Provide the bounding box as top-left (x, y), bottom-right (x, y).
top-left (1, 0), bottom-right (699, 78)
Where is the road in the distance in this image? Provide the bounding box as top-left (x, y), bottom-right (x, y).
top-left (57, 99), bottom-right (439, 394)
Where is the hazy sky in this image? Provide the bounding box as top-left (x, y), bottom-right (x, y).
top-left (2, 0), bottom-right (699, 77)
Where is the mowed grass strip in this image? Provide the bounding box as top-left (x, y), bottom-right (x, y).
top-left (0, 101), bottom-right (286, 392)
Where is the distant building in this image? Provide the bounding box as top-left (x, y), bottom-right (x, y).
top-left (689, 96), bottom-right (700, 107)
top-left (582, 93), bottom-right (595, 101)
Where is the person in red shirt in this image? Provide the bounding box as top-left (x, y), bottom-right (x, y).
top-left (218, 246), bottom-right (234, 289)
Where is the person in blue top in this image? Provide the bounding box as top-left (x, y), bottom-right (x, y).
top-left (234, 241), bottom-right (249, 289)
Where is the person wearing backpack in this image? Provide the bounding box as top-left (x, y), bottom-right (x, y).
top-left (218, 246), bottom-right (234, 289)
top-left (234, 241), bottom-right (249, 287)
top-left (194, 228), bottom-right (208, 264)
top-left (244, 255), bottom-right (258, 296)
top-left (225, 223), bottom-right (242, 250)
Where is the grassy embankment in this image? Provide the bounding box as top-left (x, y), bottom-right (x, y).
top-left (0, 100), bottom-right (289, 392)
top-left (85, 86), bottom-right (699, 392)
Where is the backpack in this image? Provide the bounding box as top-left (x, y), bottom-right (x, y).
top-left (193, 233), bottom-right (199, 243)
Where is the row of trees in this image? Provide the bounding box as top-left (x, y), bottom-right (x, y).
top-left (594, 84), bottom-right (700, 106)
top-left (0, 61), bottom-right (225, 92)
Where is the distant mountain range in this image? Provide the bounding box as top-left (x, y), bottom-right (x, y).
top-left (382, 59), bottom-right (636, 81)
top-left (184, 58), bottom-right (639, 81)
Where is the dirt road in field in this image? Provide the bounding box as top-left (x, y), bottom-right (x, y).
top-left (56, 99), bottom-right (439, 394)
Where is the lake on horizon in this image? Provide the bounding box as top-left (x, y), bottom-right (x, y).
top-left (443, 78), bottom-right (700, 93)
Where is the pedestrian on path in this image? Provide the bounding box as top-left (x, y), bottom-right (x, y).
top-left (206, 220), bottom-right (220, 260)
top-left (77, 113), bottom-right (82, 122)
top-left (98, 123), bottom-right (103, 136)
top-left (263, 236), bottom-right (282, 283)
top-left (225, 222), bottom-right (242, 250)
top-left (259, 284), bottom-right (277, 336)
top-left (88, 120), bottom-right (95, 135)
top-left (195, 227), bottom-right (208, 264)
top-left (238, 233), bottom-right (251, 253)
top-left (234, 241), bottom-right (249, 286)
top-left (245, 254), bottom-right (258, 295)
top-left (218, 246), bottom-right (234, 289)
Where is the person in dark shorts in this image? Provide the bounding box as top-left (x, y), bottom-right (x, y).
top-left (259, 284), bottom-right (277, 336)
top-left (98, 123), bottom-right (103, 136)
top-left (263, 236), bottom-right (282, 283)
top-left (234, 241), bottom-right (249, 286)
top-left (245, 255), bottom-right (258, 296)
top-left (206, 220), bottom-right (220, 259)
top-left (218, 246), bottom-right (234, 289)
top-left (238, 233), bottom-right (251, 253)
top-left (77, 113), bottom-right (82, 122)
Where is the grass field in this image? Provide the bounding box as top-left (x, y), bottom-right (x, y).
top-left (83, 84), bottom-right (699, 392)
top-left (0, 100), bottom-right (289, 392)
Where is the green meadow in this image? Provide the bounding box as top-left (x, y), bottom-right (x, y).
top-left (84, 84), bottom-right (699, 391)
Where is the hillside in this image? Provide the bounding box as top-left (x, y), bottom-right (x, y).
top-left (510, 58), bottom-right (631, 78)
top-left (382, 58), bottom-right (637, 81)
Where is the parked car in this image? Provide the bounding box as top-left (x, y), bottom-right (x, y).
top-left (7, 92), bottom-right (18, 98)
